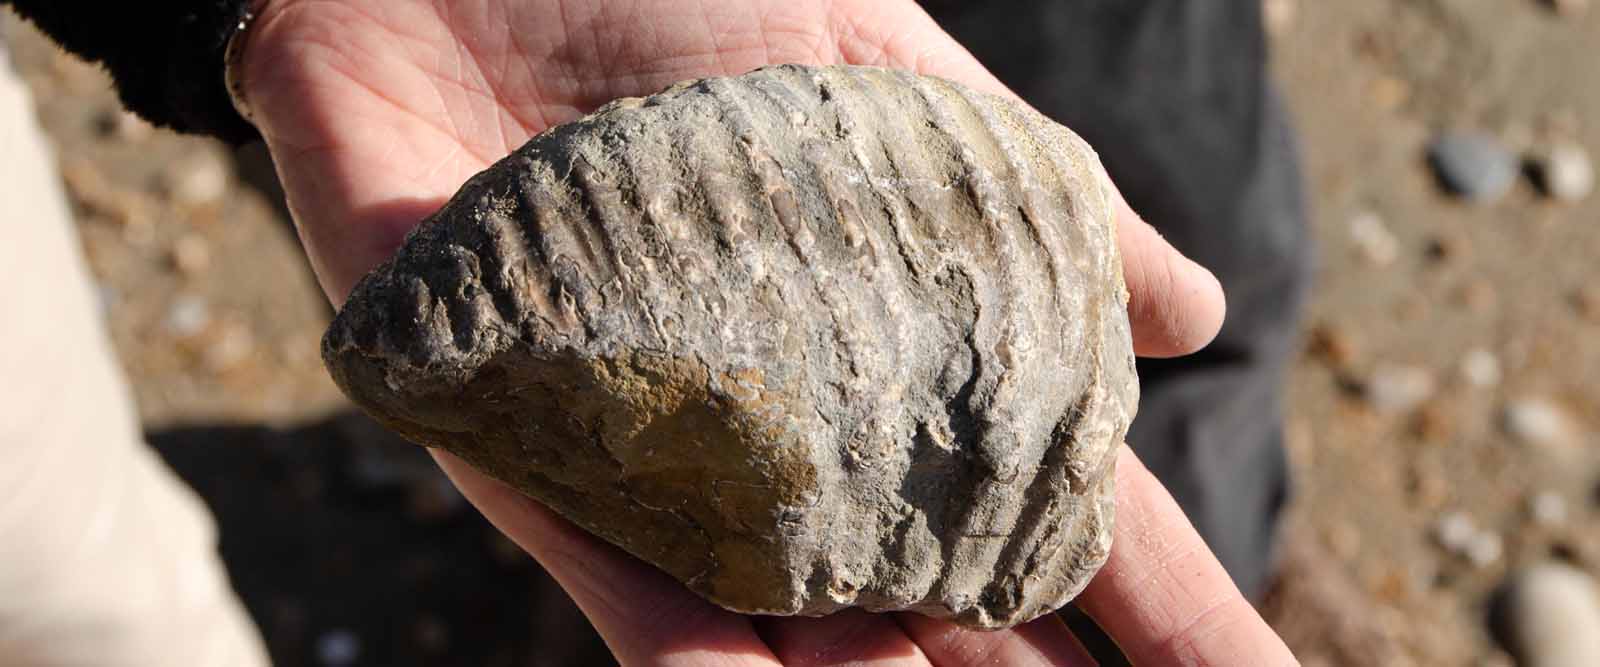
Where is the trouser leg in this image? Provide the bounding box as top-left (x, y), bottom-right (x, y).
top-left (924, 0), bottom-right (1312, 600)
top-left (0, 46), bottom-right (270, 667)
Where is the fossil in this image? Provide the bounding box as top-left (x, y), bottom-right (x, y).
top-left (323, 64), bottom-right (1137, 629)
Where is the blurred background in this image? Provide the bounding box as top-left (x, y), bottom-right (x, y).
top-left (5, 0), bottom-right (1600, 664)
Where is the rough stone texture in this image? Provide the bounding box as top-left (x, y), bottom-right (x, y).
top-left (322, 64), bottom-right (1137, 629)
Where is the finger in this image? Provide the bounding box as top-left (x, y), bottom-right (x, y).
top-left (1077, 446), bottom-right (1297, 666)
top-left (753, 610), bottom-right (932, 667)
top-left (1114, 197), bottom-right (1227, 357)
top-left (894, 610), bottom-right (1096, 666)
top-left (431, 451), bottom-right (783, 667)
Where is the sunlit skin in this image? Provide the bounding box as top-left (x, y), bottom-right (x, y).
top-left (235, 1), bottom-right (1293, 664)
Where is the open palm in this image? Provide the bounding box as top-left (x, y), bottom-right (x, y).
top-left (237, 0), bottom-right (1292, 664)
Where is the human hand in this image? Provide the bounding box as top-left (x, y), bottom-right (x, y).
top-left (235, 0), bottom-right (1291, 663)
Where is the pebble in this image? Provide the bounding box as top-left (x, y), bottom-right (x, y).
top-left (1535, 142), bottom-right (1594, 203)
top-left (170, 234), bottom-right (212, 276)
top-left (315, 629), bottom-right (361, 667)
top-left (1434, 511), bottom-right (1478, 553)
top-left (1495, 562), bottom-right (1600, 667)
top-left (1461, 348), bottom-right (1502, 388)
top-left (202, 321), bottom-right (255, 372)
top-left (1428, 132), bottom-right (1518, 202)
top-left (1503, 398), bottom-right (1578, 450)
top-left (1365, 364), bottom-right (1436, 413)
top-left (163, 295), bottom-right (212, 338)
top-left (1467, 531), bottom-right (1504, 568)
top-left (164, 151), bottom-right (230, 206)
top-left (1349, 211), bottom-right (1400, 266)
top-left (1529, 491), bottom-right (1568, 526)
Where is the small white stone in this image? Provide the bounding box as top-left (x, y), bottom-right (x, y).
top-left (164, 151), bottom-right (230, 206)
top-left (1461, 348), bottom-right (1502, 388)
top-left (163, 295), bottom-right (212, 337)
top-left (1467, 531), bottom-right (1504, 568)
top-left (1434, 511), bottom-right (1477, 552)
top-left (1529, 492), bottom-right (1568, 526)
top-left (1498, 562), bottom-right (1600, 667)
top-left (202, 321), bottom-right (255, 372)
top-left (1539, 142), bottom-right (1594, 203)
top-left (1366, 364), bottom-right (1436, 413)
top-left (1348, 211), bottom-right (1400, 266)
top-left (1504, 398), bottom-right (1578, 450)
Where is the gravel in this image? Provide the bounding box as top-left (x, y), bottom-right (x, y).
top-left (1429, 132), bottom-right (1519, 202)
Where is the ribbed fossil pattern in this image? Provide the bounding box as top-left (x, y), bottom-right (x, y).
top-left (323, 64), bottom-right (1138, 629)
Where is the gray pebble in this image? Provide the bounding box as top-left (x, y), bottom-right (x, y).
top-left (316, 629), bottom-right (361, 667)
top-left (1496, 563), bottom-right (1600, 667)
top-left (1429, 132), bottom-right (1518, 202)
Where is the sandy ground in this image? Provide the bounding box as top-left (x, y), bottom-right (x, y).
top-left (6, 0), bottom-right (1600, 664)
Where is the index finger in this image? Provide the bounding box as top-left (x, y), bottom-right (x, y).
top-left (1077, 446), bottom-right (1298, 666)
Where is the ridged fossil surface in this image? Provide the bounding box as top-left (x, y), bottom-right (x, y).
top-left (323, 64), bottom-right (1137, 629)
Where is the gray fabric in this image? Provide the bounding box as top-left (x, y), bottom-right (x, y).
top-left (926, 0), bottom-right (1312, 602)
